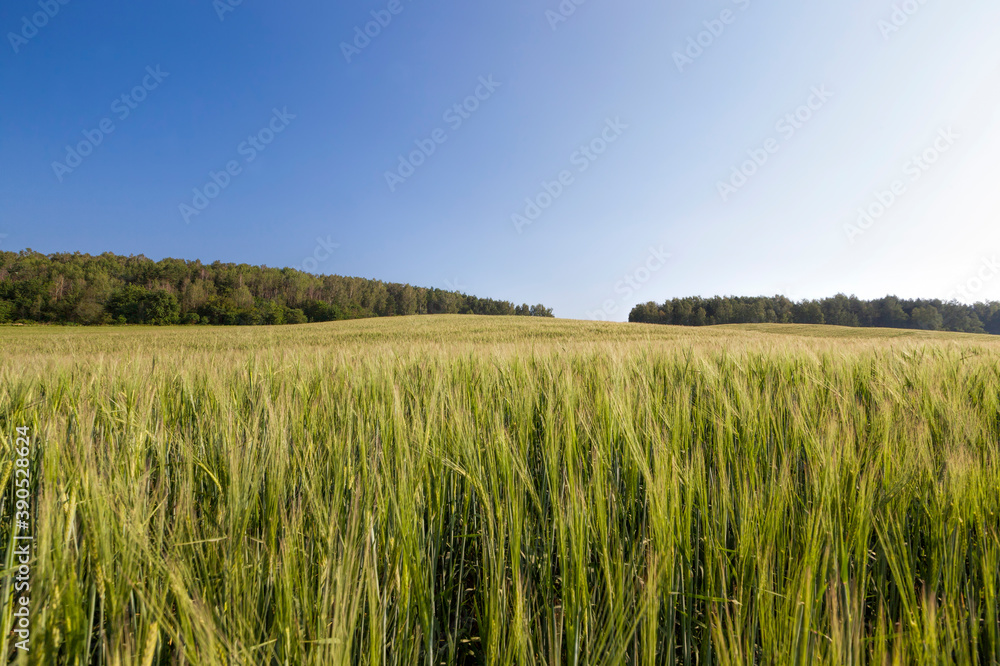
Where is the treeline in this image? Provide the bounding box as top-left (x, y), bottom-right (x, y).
top-left (0, 250), bottom-right (554, 325)
top-left (630, 294), bottom-right (1000, 334)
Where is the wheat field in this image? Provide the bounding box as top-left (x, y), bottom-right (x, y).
top-left (1, 316), bottom-right (999, 665)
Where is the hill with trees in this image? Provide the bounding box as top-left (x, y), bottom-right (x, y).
top-left (630, 294), bottom-right (1000, 334)
top-left (0, 250), bottom-right (554, 326)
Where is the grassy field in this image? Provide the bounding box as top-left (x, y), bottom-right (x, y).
top-left (1, 316), bottom-right (999, 665)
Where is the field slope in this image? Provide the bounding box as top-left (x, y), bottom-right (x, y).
top-left (2, 317), bottom-right (999, 664)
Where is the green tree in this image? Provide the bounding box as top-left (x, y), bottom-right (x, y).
top-left (529, 304), bottom-right (554, 317)
top-left (910, 305), bottom-right (944, 331)
top-left (106, 285), bottom-right (150, 324)
top-left (877, 297), bottom-right (909, 328)
top-left (795, 301), bottom-right (825, 324)
top-left (140, 290), bottom-right (181, 325)
top-left (106, 286), bottom-right (179, 325)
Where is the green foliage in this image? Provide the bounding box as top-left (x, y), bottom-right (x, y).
top-left (284, 307), bottom-right (307, 325)
top-left (514, 303), bottom-right (554, 317)
top-left (631, 293), bottom-right (1000, 334)
top-left (0, 249), bottom-right (555, 326)
top-left (106, 285), bottom-right (180, 325)
top-left (911, 304), bottom-right (944, 330)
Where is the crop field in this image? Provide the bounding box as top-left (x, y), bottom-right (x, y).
top-left (1, 316), bottom-right (999, 665)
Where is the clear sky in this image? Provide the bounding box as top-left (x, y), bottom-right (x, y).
top-left (2, 0), bottom-right (999, 320)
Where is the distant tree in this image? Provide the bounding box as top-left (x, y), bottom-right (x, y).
top-left (940, 302), bottom-right (985, 333)
top-left (876, 296), bottom-right (909, 328)
top-left (105, 286), bottom-right (179, 325)
top-left (629, 302), bottom-right (662, 324)
top-left (284, 308), bottom-right (308, 325)
top-left (823, 294), bottom-right (860, 327)
top-left (393, 285), bottom-right (418, 316)
top-left (910, 305), bottom-right (944, 331)
top-left (255, 301), bottom-right (285, 325)
top-left (974, 301), bottom-right (1000, 334)
top-left (748, 301), bottom-right (768, 324)
top-left (711, 298), bottom-right (733, 324)
top-left (0, 250), bottom-right (552, 327)
top-left (529, 304), bottom-right (554, 317)
top-left (142, 290), bottom-right (181, 325)
top-left (105, 285), bottom-right (149, 324)
top-left (630, 294), bottom-right (1000, 335)
top-left (674, 300), bottom-right (694, 325)
top-left (794, 301), bottom-right (825, 325)
top-left (73, 299), bottom-right (109, 325)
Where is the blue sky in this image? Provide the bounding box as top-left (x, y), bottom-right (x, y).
top-left (2, 0), bottom-right (999, 320)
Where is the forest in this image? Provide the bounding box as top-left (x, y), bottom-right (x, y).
top-left (0, 250), bottom-right (554, 325)
top-left (630, 294), bottom-right (1000, 334)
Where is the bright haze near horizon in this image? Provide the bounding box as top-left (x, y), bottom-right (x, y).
top-left (1, 1), bottom-right (999, 321)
